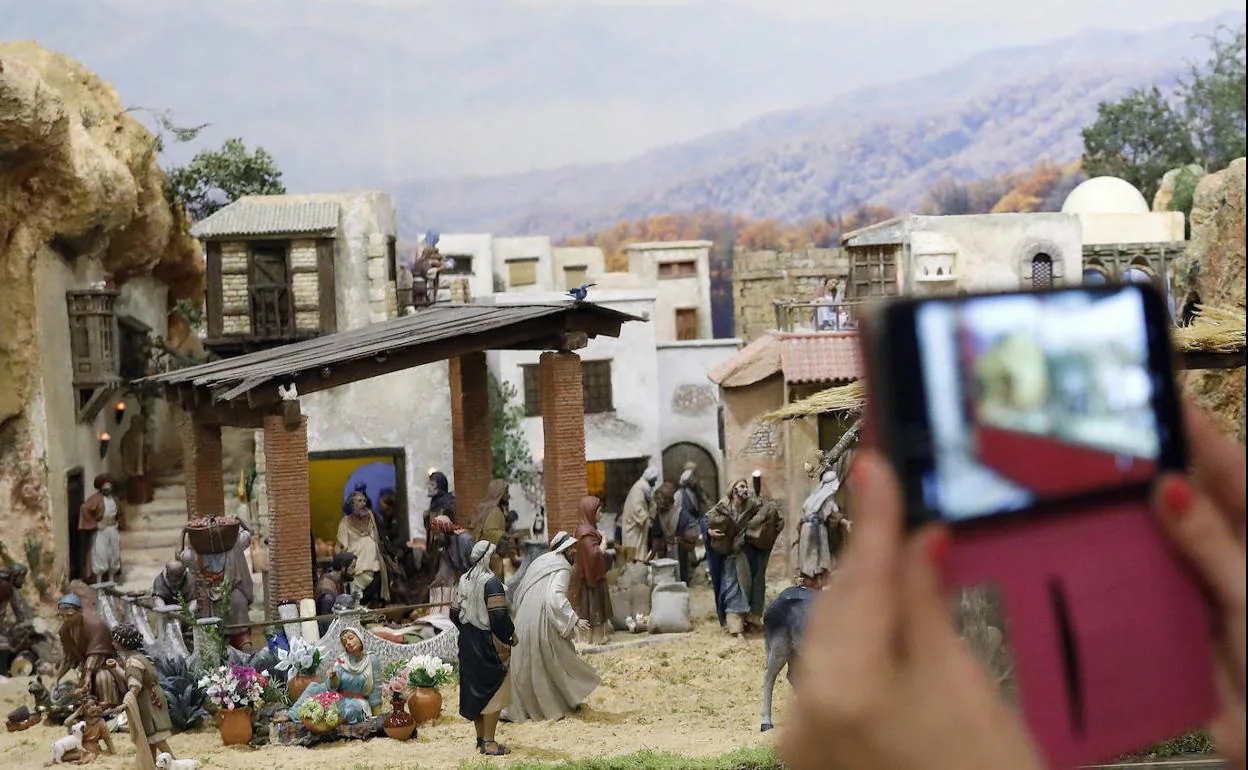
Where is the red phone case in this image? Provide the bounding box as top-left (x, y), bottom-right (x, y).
top-left (857, 314), bottom-right (1218, 769)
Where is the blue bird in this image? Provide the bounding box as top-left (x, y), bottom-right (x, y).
top-left (567, 283), bottom-right (596, 302)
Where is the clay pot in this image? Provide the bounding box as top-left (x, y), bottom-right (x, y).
top-left (383, 693), bottom-right (416, 741)
top-left (286, 674), bottom-right (319, 703)
top-left (218, 707), bottom-right (253, 746)
top-left (406, 687), bottom-right (442, 725)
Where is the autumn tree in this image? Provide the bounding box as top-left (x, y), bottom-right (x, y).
top-left (166, 138), bottom-right (287, 221)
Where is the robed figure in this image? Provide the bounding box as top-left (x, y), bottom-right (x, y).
top-left (798, 469), bottom-right (851, 586)
top-left (573, 496), bottom-right (613, 645)
top-left (505, 531), bottom-right (599, 722)
top-left (470, 480), bottom-right (511, 578)
top-left (619, 468), bottom-right (658, 563)
top-left (452, 540), bottom-right (515, 756)
top-left (706, 479), bottom-right (765, 641)
top-left (55, 591), bottom-right (127, 708)
top-left (79, 474), bottom-right (123, 583)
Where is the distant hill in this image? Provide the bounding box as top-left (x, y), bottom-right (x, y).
top-left (395, 11), bottom-right (1244, 236)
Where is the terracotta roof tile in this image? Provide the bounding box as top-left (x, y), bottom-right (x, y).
top-left (777, 332), bottom-right (862, 384)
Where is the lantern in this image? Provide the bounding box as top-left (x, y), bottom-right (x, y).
top-left (98, 432), bottom-right (111, 459)
top-left (113, 401), bottom-right (126, 425)
top-left (752, 469), bottom-right (762, 496)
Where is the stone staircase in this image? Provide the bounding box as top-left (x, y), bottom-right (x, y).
top-left (117, 473), bottom-right (264, 603)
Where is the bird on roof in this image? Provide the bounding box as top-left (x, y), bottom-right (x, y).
top-left (567, 283), bottom-right (596, 302)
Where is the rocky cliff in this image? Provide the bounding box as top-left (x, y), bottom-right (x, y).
top-left (1172, 158), bottom-right (1247, 442)
top-left (0, 42), bottom-right (202, 590)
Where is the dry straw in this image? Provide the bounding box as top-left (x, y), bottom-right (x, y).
top-left (766, 304), bottom-right (1245, 422)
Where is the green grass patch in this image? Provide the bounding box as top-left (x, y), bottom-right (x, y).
top-left (459, 746), bottom-right (783, 770)
top-left (1121, 730), bottom-right (1214, 760)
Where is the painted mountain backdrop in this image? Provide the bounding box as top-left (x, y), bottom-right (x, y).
top-left (396, 10), bottom-right (1245, 236)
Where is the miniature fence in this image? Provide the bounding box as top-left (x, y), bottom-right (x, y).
top-left (772, 299), bottom-right (866, 333)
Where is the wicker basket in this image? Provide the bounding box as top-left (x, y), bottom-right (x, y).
top-left (185, 520), bottom-right (240, 555)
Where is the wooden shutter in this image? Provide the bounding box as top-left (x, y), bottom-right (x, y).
top-left (508, 259), bottom-right (538, 287)
top-left (564, 266), bottom-right (588, 291)
top-left (317, 239), bottom-right (337, 333)
top-left (675, 308), bottom-right (699, 340)
top-left (206, 241), bottom-right (223, 339)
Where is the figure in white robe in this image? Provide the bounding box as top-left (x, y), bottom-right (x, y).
top-left (798, 470), bottom-right (851, 586)
top-left (504, 531), bottom-right (599, 722)
top-left (619, 468), bottom-right (658, 563)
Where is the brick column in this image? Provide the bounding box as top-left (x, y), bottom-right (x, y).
top-left (449, 352), bottom-right (493, 526)
top-left (263, 414), bottom-right (312, 615)
top-left (180, 415), bottom-right (224, 520)
top-left (540, 351), bottom-right (586, 537)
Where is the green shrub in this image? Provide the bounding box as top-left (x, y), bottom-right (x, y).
top-left (1122, 730), bottom-right (1214, 760)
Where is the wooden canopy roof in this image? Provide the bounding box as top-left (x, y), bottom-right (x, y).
top-left (143, 302), bottom-right (641, 425)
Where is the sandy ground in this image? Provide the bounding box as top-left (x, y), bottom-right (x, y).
top-left (0, 581), bottom-right (793, 769)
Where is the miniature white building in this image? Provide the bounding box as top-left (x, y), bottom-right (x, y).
top-left (625, 241), bottom-right (714, 342)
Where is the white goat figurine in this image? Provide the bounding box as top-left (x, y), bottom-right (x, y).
top-left (156, 753), bottom-right (200, 770)
top-left (50, 721), bottom-right (85, 764)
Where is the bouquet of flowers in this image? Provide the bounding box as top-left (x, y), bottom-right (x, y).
top-left (381, 654), bottom-right (454, 697)
top-left (274, 638), bottom-right (324, 677)
top-left (296, 691), bottom-right (342, 733)
top-left (197, 665), bottom-right (270, 712)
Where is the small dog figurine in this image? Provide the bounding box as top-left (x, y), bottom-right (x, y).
top-left (155, 753), bottom-right (200, 769)
top-left (28, 676), bottom-right (52, 713)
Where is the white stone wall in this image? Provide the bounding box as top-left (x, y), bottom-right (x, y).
top-left (655, 338), bottom-right (741, 496)
top-left (436, 234), bottom-right (497, 299)
top-left (1077, 212), bottom-right (1185, 245)
top-left (625, 241), bottom-right (713, 342)
top-left (494, 236), bottom-right (554, 293)
top-left (551, 246), bottom-right (606, 291)
top-left (484, 290), bottom-right (662, 528)
top-left (220, 241), bottom-right (252, 335)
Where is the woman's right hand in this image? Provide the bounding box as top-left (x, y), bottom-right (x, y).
top-left (1152, 403), bottom-right (1245, 769)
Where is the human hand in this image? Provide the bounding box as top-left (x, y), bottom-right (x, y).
top-left (575, 619), bottom-right (591, 634)
top-left (1152, 403), bottom-right (1245, 769)
top-left (781, 451), bottom-right (1045, 770)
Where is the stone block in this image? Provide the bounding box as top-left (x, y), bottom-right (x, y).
top-left (366, 255), bottom-right (386, 280)
top-left (368, 285), bottom-right (386, 303)
top-left (290, 240), bottom-right (319, 271)
top-left (366, 232), bottom-right (385, 258)
top-left (295, 311), bottom-right (320, 332)
top-left (223, 314), bottom-right (251, 335)
top-left (221, 242), bottom-right (249, 273)
top-left (292, 273), bottom-right (319, 306)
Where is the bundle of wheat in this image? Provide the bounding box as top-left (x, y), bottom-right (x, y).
top-left (764, 380), bottom-right (865, 422)
top-left (1173, 305), bottom-right (1246, 353)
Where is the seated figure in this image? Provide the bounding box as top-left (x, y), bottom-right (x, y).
top-left (287, 628), bottom-right (382, 725)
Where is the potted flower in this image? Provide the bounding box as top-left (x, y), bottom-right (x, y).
top-left (295, 691), bottom-right (342, 735)
top-left (275, 638), bottom-right (324, 701)
top-left (383, 654), bottom-right (454, 725)
top-left (198, 664), bottom-right (269, 746)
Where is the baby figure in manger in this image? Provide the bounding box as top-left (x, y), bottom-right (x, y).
top-left (289, 629), bottom-right (382, 726)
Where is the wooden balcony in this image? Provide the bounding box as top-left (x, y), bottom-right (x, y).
top-left (772, 299), bottom-right (867, 333)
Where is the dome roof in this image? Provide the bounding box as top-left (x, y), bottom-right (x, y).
top-left (1061, 177), bottom-right (1150, 215)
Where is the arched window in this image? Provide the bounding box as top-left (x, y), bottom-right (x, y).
top-left (1083, 266), bottom-right (1109, 285)
top-left (1123, 266), bottom-right (1154, 284)
top-left (1031, 253), bottom-right (1053, 289)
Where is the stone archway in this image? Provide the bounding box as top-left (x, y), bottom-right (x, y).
top-left (662, 442), bottom-right (719, 498)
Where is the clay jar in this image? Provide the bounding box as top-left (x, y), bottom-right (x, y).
top-left (406, 687), bottom-right (443, 725)
top-left (286, 673), bottom-right (319, 703)
top-left (218, 707), bottom-right (253, 746)
top-left (383, 692), bottom-right (416, 741)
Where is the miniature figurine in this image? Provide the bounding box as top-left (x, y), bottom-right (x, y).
top-left (77, 697), bottom-right (116, 758)
top-left (0, 562), bottom-right (36, 672)
top-left (707, 479), bottom-right (768, 641)
top-left (28, 674), bottom-right (52, 712)
top-left (505, 531), bottom-right (600, 722)
top-left (79, 474), bottom-right (124, 584)
top-left (573, 497), bottom-right (613, 645)
top-left (647, 482), bottom-right (679, 560)
top-left (470, 480), bottom-right (511, 578)
top-left (428, 515), bottom-right (474, 617)
top-left (620, 467), bottom-right (659, 563)
top-left (156, 753), bottom-right (200, 769)
top-left (337, 491), bottom-right (390, 604)
top-left (112, 622), bottom-right (175, 766)
top-left (451, 540), bottom-right (515, 756)
top-left (798, 469), bottom-right (852, 588)
top-left (316, 552), bottom-right (357, 634)
top-left (5, 704), bottom-right (40, 732)
top-left (204, 520), bottom-right (255, 651)
top-left (426, 470), bottom-right (457, 525)
top-left (151, 559), bottom-right (195, 609)
top-left (55, 593), bottom-right (126, 708)
top-left (289, 628), bottom-right (381, 724)
top-left (50, 720), bottom-right (86, 764)
top-left (674, 469), bottom-right (703, 586)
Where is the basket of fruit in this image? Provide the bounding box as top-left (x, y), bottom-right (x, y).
top-left (185, 515), bottom-right (241, 555)
top-left (296, 692), bottom-right (342, 735)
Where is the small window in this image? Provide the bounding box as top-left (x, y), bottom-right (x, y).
top-left (602, 457), bottom-right (650, 514)
top-left (1083, 266), bottom-right (1110, 285)
top-left (443, 255), bottom-right (474, 275)
top-left (521, 365), bottom-right (542, 417)
top-left (658, 260), bottom-right (698, 279)
top-left (387, 237), bottom-right (397, 281)
top-left (508, 258), bottom-right (539, 287)
top-left (1031, 253), bottom-right (1053, 289)
top-left (583, 359), bottom-right (614, 413)
top-left (675, 308), bottom-right (699, 341)
top-left (520, 359), bottom-right (614, 416)
top-left (564, 265), bottom-right (588, 291)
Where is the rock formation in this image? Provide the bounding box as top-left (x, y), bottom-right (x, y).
top-left (1151, 164), bottom-right (1204, 214)
top-left (1170, 158), bottom-right (1246, 442)
top-left (0, 42), bottom-right (202, 593)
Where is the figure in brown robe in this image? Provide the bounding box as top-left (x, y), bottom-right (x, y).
top-left (572, 496), bottom-right (612, 646)
top-left (79, 474), bottom-right (124, 584)
top-left (470, 480), bottom-right (511, 578)
top-left (54, 592), bottom-right (127, 709)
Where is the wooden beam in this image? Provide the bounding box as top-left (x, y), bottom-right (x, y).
top-left (188, 401), bottom-right (266, 429)
top-left (1176, 350), bottom-right (1246, 371)
top-left (240, 315), bottom-right (576, 410)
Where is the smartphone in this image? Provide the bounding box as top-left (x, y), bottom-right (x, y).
top-left (863, 283), bottom-right (1187, 530)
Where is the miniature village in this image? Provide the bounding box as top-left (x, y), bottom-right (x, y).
top-left (1, 21), bottom-right (1246, 770)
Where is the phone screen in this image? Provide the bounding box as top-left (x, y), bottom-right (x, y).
top-left (885, 284), bottom-right (1184, 525)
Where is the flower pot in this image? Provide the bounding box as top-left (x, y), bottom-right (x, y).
top-left (286, 674), bottom-right (319, 703)
top-left (218, 707), bottom-right (253, 746)
top-left (383, 693), bottom-right (416, 741)
top-left (301, 717), bottom-right (338, 736)
top-left (407, 687), bottom-right (443, 725)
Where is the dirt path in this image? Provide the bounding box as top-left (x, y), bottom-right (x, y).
top-left (0, 583), bottom-right (793, 769)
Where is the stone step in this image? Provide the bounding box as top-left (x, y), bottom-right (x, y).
top-left (131, 497), bottom-right (190, 520)
top-left (121, 528), bottom-right (184, 552)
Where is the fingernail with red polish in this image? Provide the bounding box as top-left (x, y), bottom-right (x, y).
top-left (926, 530), bottom-right (951, 568)
top-left (1161, 476), bottom-right (1193, 521)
